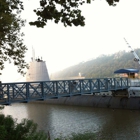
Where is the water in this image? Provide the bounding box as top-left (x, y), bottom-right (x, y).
top-left (1, 103), bottom-right (140, 140)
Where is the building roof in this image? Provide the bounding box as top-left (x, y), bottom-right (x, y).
top-left (114, 69), bottom-right (139, 74)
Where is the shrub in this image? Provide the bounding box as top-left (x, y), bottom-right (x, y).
top-left (54, 132), bottom-right (96, 140)
top-left (0, 114), bottom-right (48, 140)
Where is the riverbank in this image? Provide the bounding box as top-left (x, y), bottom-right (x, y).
top-left (34, 95), bottom-right (140, 110)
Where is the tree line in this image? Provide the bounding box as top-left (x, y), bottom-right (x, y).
top-left (51, 49), bottom-right (140, 80)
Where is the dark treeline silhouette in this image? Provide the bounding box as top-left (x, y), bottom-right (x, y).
top-left (51, 49), bottom-right (140, 80)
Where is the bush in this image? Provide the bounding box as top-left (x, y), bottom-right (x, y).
top-left (54, 132), bottom-right (96, 140)
top-left (0, 106), bottom-right (96, 140)
top-left (0, 114), bottom-right (48, 140)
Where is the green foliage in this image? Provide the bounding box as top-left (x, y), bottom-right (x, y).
top-left (0, 0), bottom-right (120, 75)
top-left (29, 0), bottom-right (85, 27)
top-left (0, 0), bottom-right (28, 75)
top-left (0, 113), bottom-right (96, 140)
top-left (106, 0), bottom-right (120, 6)
top-left (29, 0), bottom-right (120, 28)
top-left (0, 105), bottom-right (4, 110)
top-left (69, 132), bottom-right (96, 140)
top-left (0, 114), bottom-right (48, 140)
top-left (54, 132), bottom-right (96, 140)
top-left (51, 49), bottom-right (140, 79)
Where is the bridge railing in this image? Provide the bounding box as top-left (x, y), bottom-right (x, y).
top-left (0, 77), bottom-right (129, 105)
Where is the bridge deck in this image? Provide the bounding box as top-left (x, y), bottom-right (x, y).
top-left (0, 77), bottom-right (129, 105)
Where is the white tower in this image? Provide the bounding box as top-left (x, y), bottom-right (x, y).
top-left (26, 48), bottom-right (50, 82)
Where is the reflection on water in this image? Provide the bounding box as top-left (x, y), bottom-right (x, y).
top-left (2, 103), bottom-right (140, 140)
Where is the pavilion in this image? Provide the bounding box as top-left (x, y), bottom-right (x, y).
top-left (114, 69), bottom-right (139, 78)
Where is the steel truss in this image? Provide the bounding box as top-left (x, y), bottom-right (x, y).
top-left (0, 77), bottom-right (129, 105)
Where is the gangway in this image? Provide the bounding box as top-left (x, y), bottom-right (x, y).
top-left (0, 77), bottom-right (129, 105)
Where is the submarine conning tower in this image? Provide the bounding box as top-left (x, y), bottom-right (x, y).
top-left (26, 48), bottom-right (50, 82)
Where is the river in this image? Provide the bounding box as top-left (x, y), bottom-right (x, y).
top-left (1, 102), bottom-right (140, 140)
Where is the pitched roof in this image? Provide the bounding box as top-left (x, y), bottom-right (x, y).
top-left (114, 69), bottom-right (139, 74)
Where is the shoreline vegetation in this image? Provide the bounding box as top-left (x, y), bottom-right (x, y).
top-left (54, 132), bottom-right (96, 140)
top-left (2, 93), bottom-right (140, 139)
top-left (0, 106), bottom-right (96, 140)
top-left (51, 49), bottom-right (140, 80)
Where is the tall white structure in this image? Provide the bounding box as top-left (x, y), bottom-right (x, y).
top-left (26, 48), bottom-right (50, 82)
top-left (124, 38), bottom-right (140, 64)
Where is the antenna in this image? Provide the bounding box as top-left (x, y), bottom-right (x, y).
top-left (32, 47), bottom-right (35, 61)
top-left (124, 38), bottom-right (140, 65)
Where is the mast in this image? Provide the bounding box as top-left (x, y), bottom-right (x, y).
top-left (32, 47), bottom-right (35, 61)
top-left (124, 38), bottom-right (140, 65)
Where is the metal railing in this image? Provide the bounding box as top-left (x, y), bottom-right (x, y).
top-left (0, 77), bottom-right (129, 105)
top-left (128, 79), bottom-right (140, 87)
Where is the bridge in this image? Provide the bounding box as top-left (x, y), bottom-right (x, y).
top-left (0, 77), bottom-right (129, 105)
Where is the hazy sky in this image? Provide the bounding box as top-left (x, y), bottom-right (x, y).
top-left (1, 0), bottom-right (140, 82)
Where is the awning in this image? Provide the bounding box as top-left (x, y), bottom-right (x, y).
top-left (114, 69), bottom-right (139, 74)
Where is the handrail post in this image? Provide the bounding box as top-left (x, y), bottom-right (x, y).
top-left (26, 83), bottom-right (29, 102)
top-left (0, 81), bottom-right (3, 99)
top-left (89, 79), bottom-right (92, 93)
top-left (105, 78), bottom-right (109, 91)
top-left (120, 77), bottom-right (122, 88)
top-left (53, 81), bottom-right (55, 95)
top-left (79, 80), bottom-right (82, 94)
top-left (56, 81), bottom-right (58, 97)
top-left (127, 78), bottom-right (129, 87)
top-left (114, 78), bottom-right (116, 90)
top-left (69, 81), bottom-right (71, 95)
top-left (12, 84), bottom-right (14, 99)
top-left (41, 82), bottom-right (44, 99)
top-left (79, 80), bottom-right (82, 93)
top-left (63, 81), bottom-right (65, 94)
top-left (98, 79), bottom-right (100, 92)
top-left (7, 84), bottom-right (10, 105)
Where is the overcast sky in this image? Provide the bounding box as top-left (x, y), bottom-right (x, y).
top-left (1, 0), bottom-right (140, 82)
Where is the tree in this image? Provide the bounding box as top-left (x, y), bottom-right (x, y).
top-left (0, 0), bottom-right (28, 75)
top-left (29, 0), bottom-right (120, 28)
top-left (0, 0), bottom-right (119, 75)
